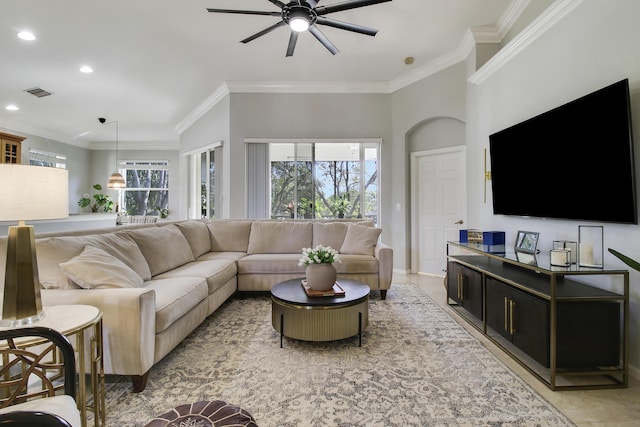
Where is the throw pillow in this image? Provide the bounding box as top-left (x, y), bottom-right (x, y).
top-left (340, 223), bottom-right (382, 256)
top-left (59, 245), bottom-right (143, 289)
top-left (312, 222), bottom-right (349, 250)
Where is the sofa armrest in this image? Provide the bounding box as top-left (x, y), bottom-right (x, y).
top-left (375, 242), bottom-right (393, 290)
top-left (41, 288), bottom-right (156, 377)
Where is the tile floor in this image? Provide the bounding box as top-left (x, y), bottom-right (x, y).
top-left (396, 272), bottom-right (640, 427)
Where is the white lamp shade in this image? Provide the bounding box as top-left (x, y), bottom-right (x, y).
top-left (0, 164), bottom-right (69, 221)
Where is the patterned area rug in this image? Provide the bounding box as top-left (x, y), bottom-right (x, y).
top-left (101, 284), bottom-right (574, 426)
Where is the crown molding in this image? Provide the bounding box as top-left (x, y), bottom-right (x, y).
top-left (225, 80), bottom-right (390, 94)
top-left (174, 82), bottom-right (230, 135)
top-left (469, 0), bottom-right (584, 85)
top-left (176, 0), bottom-right (537, 133)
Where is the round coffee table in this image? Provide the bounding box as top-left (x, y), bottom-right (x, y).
top-left (271, 278), bottom-right (369, 347)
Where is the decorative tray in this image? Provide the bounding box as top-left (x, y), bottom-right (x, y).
top-left (301, 280), bottom-right (346, 297)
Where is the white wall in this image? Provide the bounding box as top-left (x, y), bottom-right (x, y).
top-left (467, 0), bottom-right (640, 372)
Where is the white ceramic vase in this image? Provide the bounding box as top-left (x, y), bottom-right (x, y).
top-left (305, 263), bottom-right (337, 290)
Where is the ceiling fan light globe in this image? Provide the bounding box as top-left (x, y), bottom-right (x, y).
top-left (290, 17), bottom-right (309, 32)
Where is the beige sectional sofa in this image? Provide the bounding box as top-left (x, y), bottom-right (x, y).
top-left (0, 219), bottom-right (392, 392)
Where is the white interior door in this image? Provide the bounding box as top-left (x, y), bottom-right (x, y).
top-left (411, 147), bottom-right (466, 275)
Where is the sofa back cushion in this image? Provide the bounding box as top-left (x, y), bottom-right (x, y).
top-left (247, 221), bottom-right (312, 254)
top-left (340, 223), bottom-right (382, 256)
top-left (59, 245), bottom-right (144, 289)
top-left (126, 225), bottom-right (195, 276)
top-left (173, 221), bottom-right (211, 258)
top-left (207, 220), bottom-right (252, 252)
top-left (312, 222), bottom-right (349, 250)
top-left (35, 231), bottom-right (152, 289)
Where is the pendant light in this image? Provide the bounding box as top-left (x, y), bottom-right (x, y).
top-left (100, 117), bottom-right (126, 189)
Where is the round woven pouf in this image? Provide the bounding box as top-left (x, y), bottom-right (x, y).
top-left (144, 400), bottom-right (258, 427)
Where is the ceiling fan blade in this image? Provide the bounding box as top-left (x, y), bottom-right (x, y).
top-left (315, 17), bottom-right (377, 36)
top-left (266, 0), bottom-right (287, 8)
top-left (241, 20), bottom-right (288, 44)
top-left (307, 0), bottom-right (319, 6)
top-left (206, 8), bottom-right (281, 17)
top-left (286, 31), bottom-right (299, 57)
top-left (308, 26), bottom-right (339, 55)
top-left (315, 0), bottom-right (391, 16)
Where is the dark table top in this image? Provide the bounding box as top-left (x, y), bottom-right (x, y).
top-left (271, 278), bottom-right (370, 307)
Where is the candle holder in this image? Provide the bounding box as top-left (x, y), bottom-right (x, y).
top-left (553, 240), bottom-right (577, 264)
top-left (578, 225), bottom-right (603, 268)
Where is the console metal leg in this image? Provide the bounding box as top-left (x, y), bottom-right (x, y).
top-left (280, 313), bottom-right (284, 348)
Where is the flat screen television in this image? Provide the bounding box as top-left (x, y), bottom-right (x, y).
top-left (489, 78), bottom-right (637, 224)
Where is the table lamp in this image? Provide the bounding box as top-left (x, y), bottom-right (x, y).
top-left (0, 164), bottom-right (68, 325)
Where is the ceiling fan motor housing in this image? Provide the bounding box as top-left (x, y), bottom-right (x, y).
top-left (283, 2), bottom-right (317, 26)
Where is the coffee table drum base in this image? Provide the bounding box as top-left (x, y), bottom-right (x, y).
top-left (272, 298), bottom-right (368, 342)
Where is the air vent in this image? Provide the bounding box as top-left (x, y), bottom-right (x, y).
top-left (24, 87), bottom-right (53, 98)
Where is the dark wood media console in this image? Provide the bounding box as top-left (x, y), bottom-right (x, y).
top-left (446, 241), bottom-right (628, 390)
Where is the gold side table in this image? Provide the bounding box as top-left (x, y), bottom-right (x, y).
top-left (0, 305), bottom-right (105, 427)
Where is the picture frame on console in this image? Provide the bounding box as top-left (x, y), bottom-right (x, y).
top-left (515, 230), bottom-right (539, 254)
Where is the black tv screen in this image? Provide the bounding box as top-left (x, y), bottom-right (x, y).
top-left (489, 79), bottom-right (637, 224)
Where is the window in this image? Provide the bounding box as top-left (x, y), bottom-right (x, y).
top-left (29, 149), bottom-right (66, 169)
top-left (267, 141), bottom-right (379, 224)
top-left (120, 160), bottom-right (169, 215)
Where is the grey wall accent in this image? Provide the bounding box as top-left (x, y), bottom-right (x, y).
top-left (390, 62), bottom-right (468, 272)
top-left (467, 0), bottom-right (640, 370)
top-left (180, 95), bottom-right (231, 218)
top-left (408, 117), bottom-right (465, 154)
top-left (2, 129), bottom-right (92, 215)
top-left (228, 93), bottom-right (393, 241)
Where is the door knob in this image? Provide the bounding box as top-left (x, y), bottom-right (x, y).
top-left (454, 220), bottom-right (464, 224)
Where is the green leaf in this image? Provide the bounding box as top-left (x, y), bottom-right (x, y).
top-left (607, 248), bottom-right (640, 272)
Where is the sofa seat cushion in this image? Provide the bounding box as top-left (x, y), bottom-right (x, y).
top-left (196, 251), bottom-right (247, 262)
top-left (237, 254), bottom-right (305, 274)
top-left (143, 277), bottom-right (208, 333)
top-left (154, 260), bottom-right (237, 294)
top-left (334, 254), bottom-right (379, 274)
top-left (127, 225), bottom-right (195, 276)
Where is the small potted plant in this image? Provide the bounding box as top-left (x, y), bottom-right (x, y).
top-left (78, 184), bottom-right (114, 213)
top-left (298, 244), bottom-right (342, 290)
top-left (332, 195), bottom-right (351, 218)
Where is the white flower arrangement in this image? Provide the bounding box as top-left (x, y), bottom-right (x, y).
top-left (298, 244), bottom-right (341, 266)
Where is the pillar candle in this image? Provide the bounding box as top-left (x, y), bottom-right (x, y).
top-left (580, 243), bottom-right (594, 265)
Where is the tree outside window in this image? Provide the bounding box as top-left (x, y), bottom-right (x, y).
top-left (121, 161), bottom-right (169, 217)
top-left (270, 142), bottom-right (378, 224)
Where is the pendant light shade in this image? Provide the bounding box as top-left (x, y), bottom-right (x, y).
top-left (102, 118), bottom-right (124, 189)
top-left (108, 172), bottom-right (125, 188)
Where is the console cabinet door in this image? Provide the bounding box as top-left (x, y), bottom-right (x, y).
top-left (446, 261), bottom-right (483, 320)
top-left (486, 277), bottom-right (550, 367)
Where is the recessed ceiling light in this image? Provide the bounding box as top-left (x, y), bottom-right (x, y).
top-left (17, 31), bottom-right (36, 41)
top-left (5, 105), bottom-right (19, 111)
top-left (79, 65), bottom-right (93, 73)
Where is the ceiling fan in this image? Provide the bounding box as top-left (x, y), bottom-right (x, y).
top-left (206, 0), bottom-right (392, 57)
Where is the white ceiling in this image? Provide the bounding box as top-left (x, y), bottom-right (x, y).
top-left (0, 0), bottom-right (514, 149)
